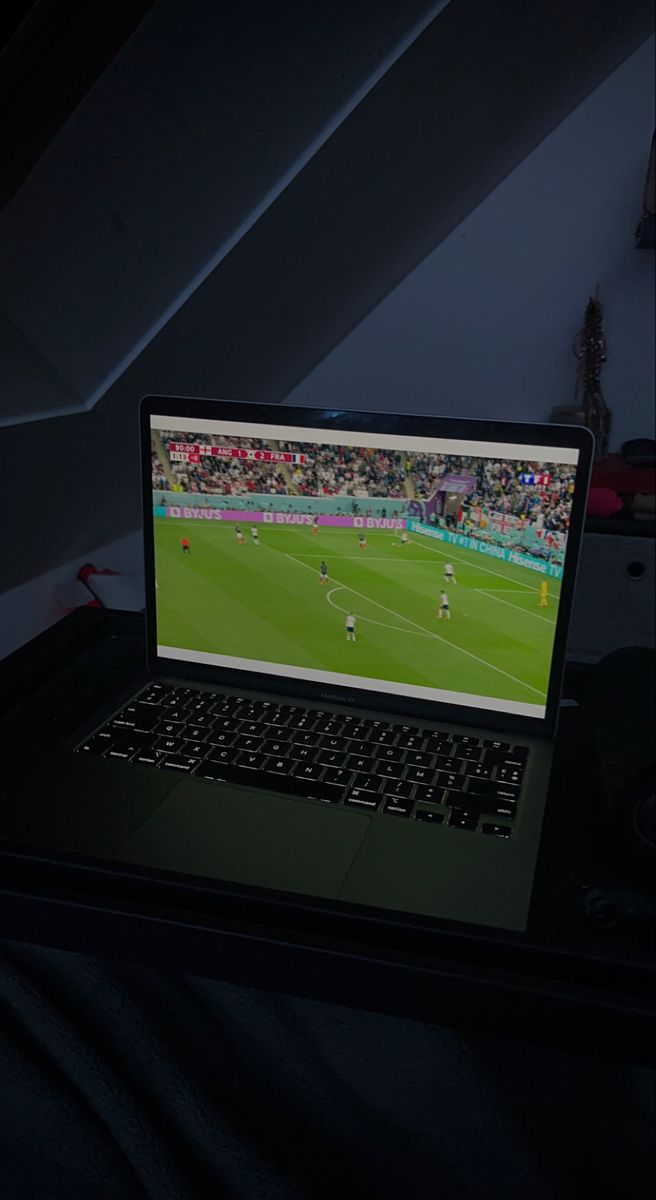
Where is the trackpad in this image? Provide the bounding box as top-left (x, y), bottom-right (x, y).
top-left (118, 779), bottom-right (371, 899)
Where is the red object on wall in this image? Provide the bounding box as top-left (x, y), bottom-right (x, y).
top-left (590, 454), bottom-right (655, 494)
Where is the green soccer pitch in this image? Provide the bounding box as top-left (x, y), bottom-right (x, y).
top-left (153, 519), bottom-right (562, 707)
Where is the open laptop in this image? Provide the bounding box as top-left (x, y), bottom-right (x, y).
top-left (0, 397), bottom-right (592, 932)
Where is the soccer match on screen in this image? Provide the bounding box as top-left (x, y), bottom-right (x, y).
top-left (151, 426), bottom-right (575, 711)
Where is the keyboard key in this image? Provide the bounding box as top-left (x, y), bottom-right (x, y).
top-left (483, 739), bottom-right (509, 751)
top-left (291, 716), bottom-right (320, 733)
top-left (206, 747), bottom-right (240, 765)
top-left (133, 749), bottom-right (166, 766)
top-left (237, 752), bottom-right (268, 770)
top-left (405, 766), bottom-right (437, 786)
top-left (381, 779), bottom-right (413, 800)
top-left (113, 707), bottom-right (161, 731)
top-left (155, 736), bottom-right (184, 754)
top-left (77, 734), bottom-right (111, 755)
top-left (413, 784), bottom-right (444, 805)
top-left (396, 734), bottom-right (426, 752)
top-left (234, 735), bottom-right (264, 753)
top-left (291, 731), bottom-right (321, 747)
top-left (212, 718), bottom-right (240, 733)
top-left (464, 763), bottom-right (493, 780)
top-left (415, 809), bottom-right (445, 824)
top-left (344, 791), bottom-right (381, 811)
top-left (321, 768), bottom-right (354, 789)
top-left (206, 731), bottom-right (236, 749)
top-left (264, 738), bottom-right (294, 757)
top-left (369, 730), bottom-right (398, 746)
top-left (452, 735), bottom-right (480, 746)
top-left (434, 756), bottom-right (462, 773)
top-left (187, 712), bottom-right (215, 728)
top-left (182, 741), bottom-right (208, 758)
top-left (451, 792), bottom-right (517, 819)
top-left (424, 731), bottom-right (451, 748)
top-left (159, 756), bottom-right (201, 772)
top-left (262, 710), bottom-right (290, 727)
top-left (346, 740), bottom-right (372, 757)
top-left (466, 779), bottom-right (520, 802)
top-left (404, 751), bottom-right (435, 768)
top-left (376, 746), bottom-right (405, 763)
top-left (483, 750), bottom-right (526, 769)
top-left (317, 750), bottom-right (347, 769)
top-left (351, 774), bottom-right (381, 794)
top-left (343, 727), bottom-right (370, 743)
top-left (452, 745), bottom-right (482, 762)
top-left (322, 721), bottom-right (345, 737)
top-left (320, 736), bottom-right (348, 753)
top-left (347, 754), bottom-right (376, 774)
top-left (496, 766), bottom-right (522, 784)
top-left (240, 722), bottom-right (262, 738)
top-left (436, 772), bottom-right (465, 790)
top-left (375, 761), bottom-right (405, 780)
top-left (288, 745), bottom-right (318, 763)
top-left (266, 757), bottom-right (295, 775)
top-left (449, 810), bottom-right (479, 830)
top-left (383, 799), bottom-right (413, 817)
top-left (293, 762), bottom-right (324, 781)
top-left (482, 823), bottom-right (512, 838)
top-left (154, 721), bottom-right (180, 738)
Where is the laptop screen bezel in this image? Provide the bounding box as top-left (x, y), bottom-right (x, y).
top-left (140, 395), bottom-right (593, 740)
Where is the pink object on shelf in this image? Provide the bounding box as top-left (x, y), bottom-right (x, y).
top-left (587, 487), bottom-right (623, 519)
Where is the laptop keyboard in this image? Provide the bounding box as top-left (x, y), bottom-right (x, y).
top-left (75, 683), bottom-right (529, 836)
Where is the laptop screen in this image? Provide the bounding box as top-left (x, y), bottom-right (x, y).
top-left (149, 413), bottom-right (580, 720)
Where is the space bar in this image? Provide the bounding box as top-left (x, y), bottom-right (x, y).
top-left (197, 762), bottom-right (340, 801)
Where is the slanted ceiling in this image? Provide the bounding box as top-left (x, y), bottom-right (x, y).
top-left (0, 0), bottom-right (654, 594)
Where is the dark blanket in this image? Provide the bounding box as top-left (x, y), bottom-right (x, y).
top-left (0, 940), bottom-right (653, 1200)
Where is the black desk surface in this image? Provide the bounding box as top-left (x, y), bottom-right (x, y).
top-left (0, 608), bottom-right (653, 1065)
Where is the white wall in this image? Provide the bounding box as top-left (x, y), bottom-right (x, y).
top-left (0, 531), bottom-right (144, 661)
top-left (286, 38), bottom-right (655, 450)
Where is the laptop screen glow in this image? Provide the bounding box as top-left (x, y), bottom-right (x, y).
top-left (150, 415), bottom-right (580, 720)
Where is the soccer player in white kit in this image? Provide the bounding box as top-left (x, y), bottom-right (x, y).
top-left (345, 613), bottom-right (356, 641)
top-left (444, 562), bottom-right (457, 584)
top-left (438, 590), bottom-right (451, 620)
top-left (251, 525), bottom-right (259, 545)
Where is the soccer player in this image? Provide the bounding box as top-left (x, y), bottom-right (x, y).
top-left (235, 525), bottom-right (245, 544)
top-left (251, 525), bottom-right (259, 545)
top-left (345, 613), bottom-right (356, 641)
top-left (319, 560), bottom-right (329, 586)
top-left (180, 535), bottom-right (191, 555)
top-left (539, 580), bottom-right (548, 607)
top-left (358, 533), bottom-right (367, 551)
top-left (444, 562), bottom-right (457, 584)
top-left (438, 590), bottom-right (451, 620)
top-left (400, 531), bottom-right (409, 546)
top-left (311, 516), bottom-right (320, 537)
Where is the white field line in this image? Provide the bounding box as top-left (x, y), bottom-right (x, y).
top-left (409, 535), bottom-right (555, 588)
top-left (326, 586), bottom-right (434, 638)
top-left (284, 553), bottom-right (545, 699)
top-left (475, 585), bottom-right (536, 593)
top-left (475, 589), bottom-right (556, 625)
top-left (291, 554), bottom-right (429, 562)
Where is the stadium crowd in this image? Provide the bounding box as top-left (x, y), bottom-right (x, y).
top-left (282, 444), bottom-right (406, 498)
top-left (156, 432), bottom-right (290, 495)
top-left (151, 435), bottom-right (574, 535)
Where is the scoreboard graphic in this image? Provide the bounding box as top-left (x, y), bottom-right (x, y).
top-left (167, 442), bottom-right (305, 466)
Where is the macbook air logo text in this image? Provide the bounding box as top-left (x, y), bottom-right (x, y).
top-left (320, 691), bottom-right (354, 704)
